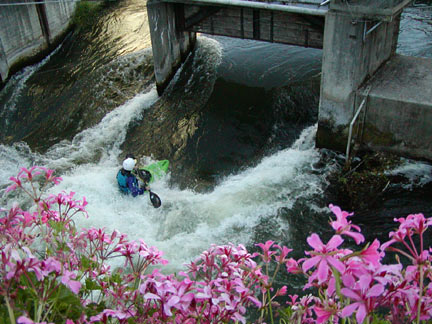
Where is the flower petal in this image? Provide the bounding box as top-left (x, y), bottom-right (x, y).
top-left (144, 293), bottom-right (161, 300)
top-left (341, 288), bottom-right (361, 301)
top-left (341, 302), bottom-right (359, 318)
top-left (356, 304), bottom-right (367, 324)
top-left (327, 255), bottom-right (346, 274)
top-left (302, 256), bottom-right (320, 272)
top-left (307, 233), bottom-right (324, 250)
top-left (366, 284), bottom-right (384, 298)
top-left (327, 235), bottom-right (344, 250)
top-left (317, 259), bottom-right (329, 283)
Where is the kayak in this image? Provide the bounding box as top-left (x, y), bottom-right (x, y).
top-left (136, 160), bottom-right (169, 184)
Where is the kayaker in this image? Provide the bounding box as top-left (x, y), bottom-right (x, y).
top-left (116, 157), bottom-right (149, 196)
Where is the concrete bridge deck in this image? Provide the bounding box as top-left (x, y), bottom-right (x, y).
top-left (162, 0), bottom-right (329, 16)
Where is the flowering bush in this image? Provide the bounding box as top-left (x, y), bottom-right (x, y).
top-left (1, 166), bottom-right (431, 324)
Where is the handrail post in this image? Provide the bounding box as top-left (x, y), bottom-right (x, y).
top-left (345, 86), bottom-right (372, 165)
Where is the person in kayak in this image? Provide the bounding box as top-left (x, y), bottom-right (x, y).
top-left (116, 156), bottom-right (149, 197)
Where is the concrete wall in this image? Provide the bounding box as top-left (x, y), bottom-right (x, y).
top-left (316, 6), bottom-right (400, 151)
top-left (147, 0), bottom-right (196, 95)
top-left (45, 0), bottom-right (77, 42)
top-left (0, 0), bottom-right (76, 84)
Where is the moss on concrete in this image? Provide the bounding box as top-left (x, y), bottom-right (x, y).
top-left (316, 120), bottom-right (349, 153)
top-left (362, 123), bottom-right (397, 147)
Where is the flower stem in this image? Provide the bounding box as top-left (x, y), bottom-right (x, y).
top-left (267, 288), bottom-right (274, 324)
top-left (417, 266), bottom-right (424, 324)
top-left (5, 296), bottom-right (15, 324)
top-left (331, 266), bottom-right (343, 301)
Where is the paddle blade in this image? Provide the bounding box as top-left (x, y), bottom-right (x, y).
top-left (149, 191), bottom-right (161, 208)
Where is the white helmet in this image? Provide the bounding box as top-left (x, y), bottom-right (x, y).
top-left (123, 158), bottom-right (136, 171)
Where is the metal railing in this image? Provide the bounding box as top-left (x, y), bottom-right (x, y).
top-left (345, 86), bottom-right (372, 163)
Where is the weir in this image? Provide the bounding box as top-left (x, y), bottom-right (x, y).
top-left (147, 0), bottom-right (432, 162)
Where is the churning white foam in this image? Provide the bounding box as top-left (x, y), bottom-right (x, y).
top-left (387, 158), bottom-right (432, 189)
top-left (50, 125), bottom-right (327, 272)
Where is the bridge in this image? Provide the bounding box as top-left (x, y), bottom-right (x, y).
top-left (147, 0), bottom-right (328, 93)
top-left (147, 0), bottom-right (432, 162)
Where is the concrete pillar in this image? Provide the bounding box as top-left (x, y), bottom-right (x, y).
top-left (0, 37), bottom-right (8, 83)
top-left (45, 0), bottom-right (76, 44)
top-left (147, 0), bottom-right (196, 95)
top-left (316, 5), bottom-right (400, 152)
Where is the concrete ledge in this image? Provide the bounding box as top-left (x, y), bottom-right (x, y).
top-left (358, 55), bottom-right (432, 161)
top-left (161, 0), bottom-right (328, 16)
top-left (361, 55), bottom-right (432, 106)
top-left (330, 0), bottom-right (411, 20)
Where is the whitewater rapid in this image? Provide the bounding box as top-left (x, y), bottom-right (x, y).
top-left (0, 72), bottom-right (330, 272)
top-left (1, 34), bottom-right (432, 273)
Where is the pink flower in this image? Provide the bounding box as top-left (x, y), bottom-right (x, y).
top-left (341, 273), bottom-right (384, 323)
top-left (358, 239), bottom-right (383, 268)
top-left (381, 213), bottom-right (432, 263)
top-left (274, 245), bottom-right (293, 264)
top-left (287, 294), bottom-right (319, 323)
top-left (22, 211), bottom-right (35, 226)
top-left (275, 285), bottom-right (288, 296)
top-left (285, 257), bottom-right (303, 274)
top-left (255, 240), bottom-right (277, 263)
top-left (43, 257), bottom-right (62, 274)
top-left (398, 213), bottom-right (432, 235)
top-left (314, 301), bottom-right (340, 324)
top-left (302, 234), bottom-right (345, 283)
top-left (380, 228), bottom-right (407, 251)
top-left (90, 309), bottom-right (132, 322)
top-left (6, 176), bottom-right (21, 192)
top-left (61, 270), bottom-right (81, 294)
top-left (329, 204), bottom-right (364, 244)
top-left (20, 166), bottom-right (40, 181)
top-left (17, 316), bottom-right (53, 324)
top-left (40, 167), bottom-right (62, 184)
top-left (314, 305), bottom-right (332, 323)
top-left (17, 316), bottom-right (34, 324)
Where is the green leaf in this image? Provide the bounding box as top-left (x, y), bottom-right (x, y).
top-left (84, 301), bottom-right (107, 318)
top-left (109, 272), bottom-right (123, 285)
top-left (45, 285), bottom-right (84, 322)
top-left (81, 255), bottom-right (91, 269)
top-left (48, 220), bottom-right (65, 233)
top-left (85, 278), bottom-right (102, 291)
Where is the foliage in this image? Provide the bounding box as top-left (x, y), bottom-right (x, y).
top-left (1, 166), bottom-right (432, 323)
top-left (334, 153), bottom-right (401, 210)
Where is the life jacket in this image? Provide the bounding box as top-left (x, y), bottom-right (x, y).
top-left (116, 169), bottom-right (130, 193)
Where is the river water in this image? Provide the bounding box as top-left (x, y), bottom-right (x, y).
top-left (0, 0), bottom-right (431, 272)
